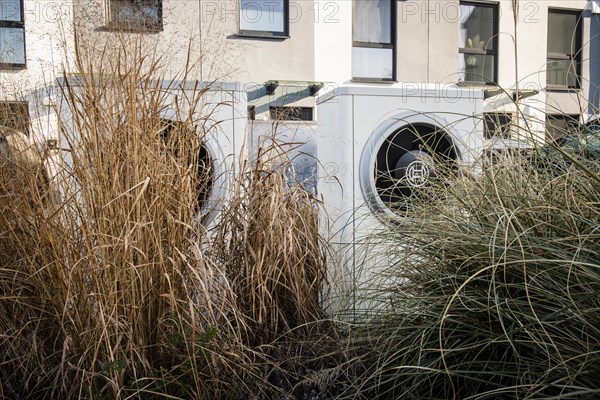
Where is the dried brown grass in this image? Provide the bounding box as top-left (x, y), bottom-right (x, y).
top-left (0, 33), bottom-right (332, 399)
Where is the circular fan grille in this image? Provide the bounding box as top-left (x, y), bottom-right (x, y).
top-left (373, 123), bottom-right (457, 212)
top-left (160, 120), bottom-right (214, 217)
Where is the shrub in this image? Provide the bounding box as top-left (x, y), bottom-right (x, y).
top-left (345, 147), bottom-right (600, 399)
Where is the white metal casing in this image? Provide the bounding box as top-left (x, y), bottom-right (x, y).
top-left (316, 83), bottom-right (485, 313)
top-left (158, 80), bottom-right (248, 226)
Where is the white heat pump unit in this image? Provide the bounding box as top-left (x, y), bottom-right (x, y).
top-left (316, 83), bottom-right (485, 313)
top-left (54, 77), bottom-right (247, 226)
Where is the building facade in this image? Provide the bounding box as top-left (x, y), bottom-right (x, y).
top-left (1, 0), bottom-right (599, 145)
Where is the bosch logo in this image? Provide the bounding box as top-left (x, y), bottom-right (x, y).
top-left (405, 160), bottom-right (431, 188)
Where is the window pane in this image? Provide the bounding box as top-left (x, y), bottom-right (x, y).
top-left (270, 106), bottom-right (313, 121)
top-left (547, 58), bottom-right (578, 87)
top-left (458, 53), bottom-right (495, 83)
top-left (352, 47), bottom-right (393, 80)
top-left (548, 12), bottom-right (578, 55)
top-left (240, 0), bottom-right (285, 33)
top-left (546, 114), bottom-right (580, 142)
top-left (484, 113), bottom-right (513, 139)
top-left (110, 0), bottom-right (161, 28)
top-left (459, 4), bottom-right (495, 50)
top-left (0, 27), bottom-right (24, 65)
top-left (0, 0), bottom-right (21, 22)
top-left (0, 102), bottom-right (29, 134)
top-left (353, 0), bottom-right (391, 43)
top-left (0, 101), bottom-right (29, 135)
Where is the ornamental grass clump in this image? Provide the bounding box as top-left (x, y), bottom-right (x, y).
top-left (344, 144), bottom-right (600, 399)
top-left (207, 140), bottom-right (345, 397)
top-left (0, 33), bottom-right (333, 399)
top-left (210, 147), bottom-right (328, 346)
top-left (0, 36), bottom-right (249, 399)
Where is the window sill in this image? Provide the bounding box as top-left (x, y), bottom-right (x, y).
top-left (233, 32), bottom-right (289, 41)
top-left (0, 64), bottom-right (26, 71)
top-left (351, 78), bottom-right (396, 84)
top-left (457, 81), bottom-right (497, 87)
top-left (545, 85), bottom-right (581, 93)
top-left (96, 24), bottom-right (163, 34)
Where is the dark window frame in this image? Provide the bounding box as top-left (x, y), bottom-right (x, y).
top-left (247, 105), bottom-right (256, 121)
top-left (269, 106), bottom-right (313, 121)
top-left (0, 0), bottom-right (26, 69)
top-left (546, 8), bottom-right (582, 90)
top-left (106, 0), bottom-right (163, 32)
top-left (352, 0), bottom-right (397, 82)
top-left (484, 112), bottom-right (514, 139)
top-left (458, 1), bottom-right (498, 85)
top-left (0, 101), bottom-right (30, 135)
top-left (238, 0), bottom-right (289, 39)
top-left (546, 113), bottom-right (581, 142)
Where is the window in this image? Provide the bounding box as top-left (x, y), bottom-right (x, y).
top-left (484, 112), bottom-right (513, 139)
top-left (247, 105), bottom-right (256, 121)
top-left (352, 0), bottom-right (395, 81)
top-left (546, 114), bottom-right (580, 142)
top-left (547, 9), bottom-right (581, 89)
top-left (107, 0), bottom-right (162, 31)
top-left (0, 101), bottom-right (29, 134)
top-left (238, 0), bottom-right (289, 38)
top-left (0, 0), bottom-right (25, 68)
top-left (270, 106), bottom-right (313, 121)
top-left (459, 2), bottom-right (497, 84)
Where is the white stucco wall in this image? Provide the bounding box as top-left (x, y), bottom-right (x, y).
top-left (2, 0), bottom-right (599, 139)
top-left (0, 0), bottom-right (76, 143)
top-left (314, 0), bottom-right (352, 83)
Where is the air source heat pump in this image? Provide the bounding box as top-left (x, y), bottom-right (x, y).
top-left (54, 77), bottom-right (247, 227)
top-left (316, 83), bottom-right (485, 314)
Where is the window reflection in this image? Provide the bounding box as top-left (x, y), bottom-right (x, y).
top-left (108, 0), bottom-right (162, 30)
top-left (239, 0), bottom-right (287, 36)
top-left (0, 0), bottom-right (24, 68)
top-left (458, 2), bottom-right (497, 84)
top-left (352, 0), bottom-right (394, 81)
